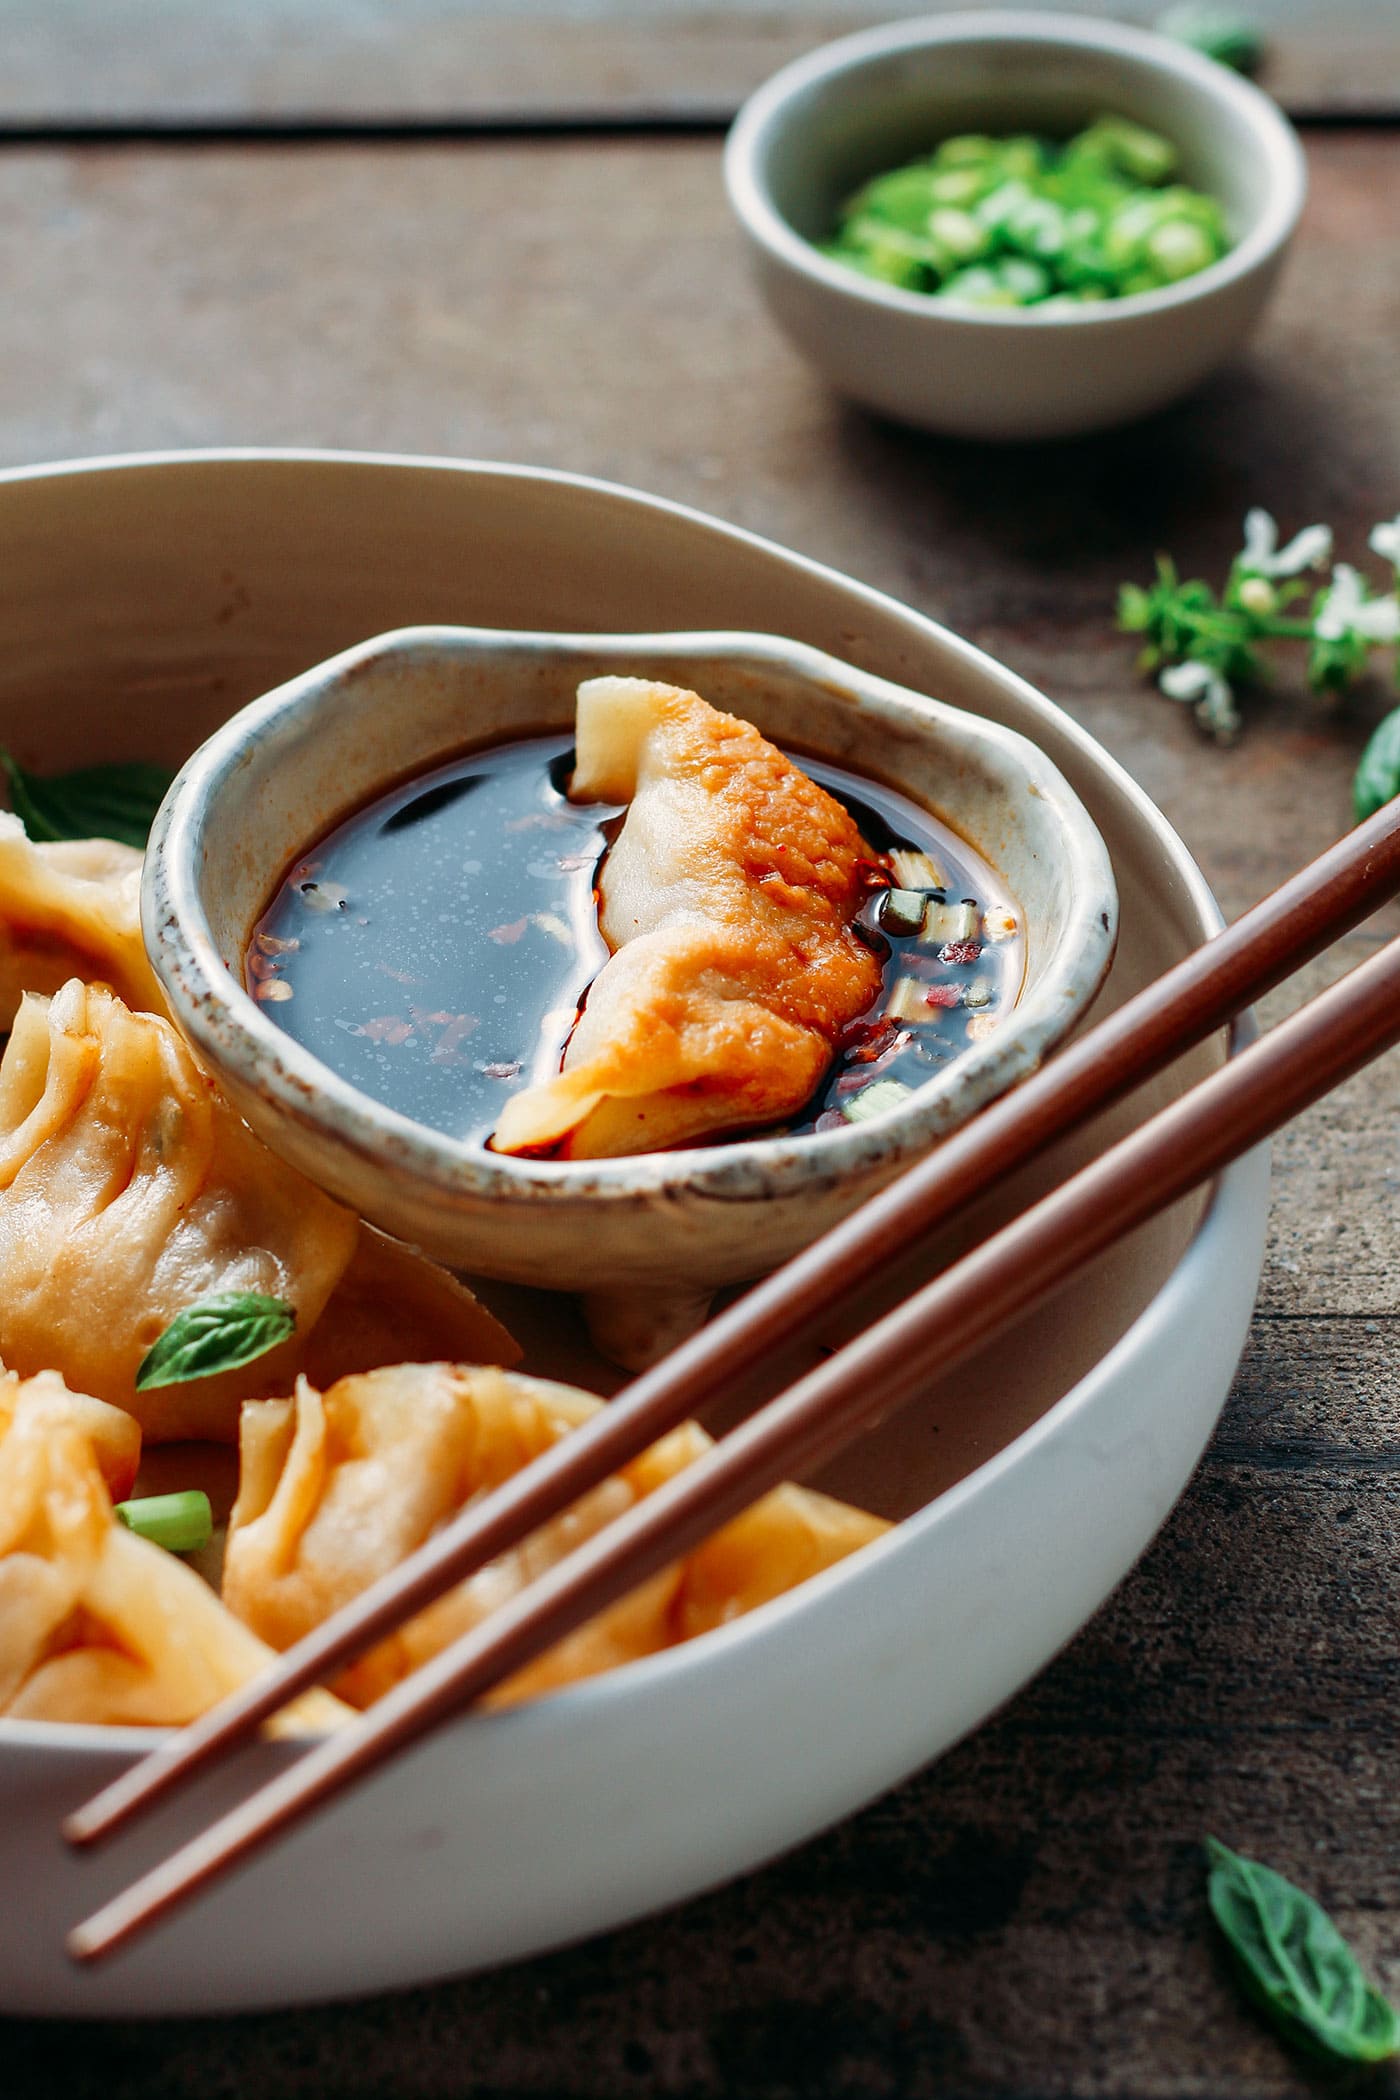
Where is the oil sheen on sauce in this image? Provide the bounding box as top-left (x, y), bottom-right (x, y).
top-left (248, 734), bottom-right (1024, 1149)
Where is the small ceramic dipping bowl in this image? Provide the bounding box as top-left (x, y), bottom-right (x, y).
top-left (724, 10), bottom-right (1307, 439)
top-left (145, 625), bottom-right (1116, 1358)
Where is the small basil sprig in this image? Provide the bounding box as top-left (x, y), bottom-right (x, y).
top-left (1206, 1838), bottom-right (1400, 2065)
top-left (1155, 4), bottom-right (1263, 74)
top-left (1354, 707), bottom-right (1400, 824)
top-left (1, 751), bottom-right (174, 850)
top-left (135, 1292), bottom-right (297, 1391)
top-left (1120, 510), bottom-right (1400, 760)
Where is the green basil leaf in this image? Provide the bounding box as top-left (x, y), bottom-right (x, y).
top-left (135, 1292), bottom-right (297, 1391)
top-left (1, 751), bottom-right (175, 850)
top-left (1353, 706), bottom-right (1400, 825)
top-left (1206, 1838), bottom-right (1400, 2064)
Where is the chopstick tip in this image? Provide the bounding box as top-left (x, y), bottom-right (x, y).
top-left (66, 1913), bottom-right (118, 1965)
top-left (62, 1805), bottom-right (106, 1849)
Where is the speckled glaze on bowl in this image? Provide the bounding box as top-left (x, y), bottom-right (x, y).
top-left (725, 10), bottom-right (1307, 438)
top-left (145, 625), bottom-right (1117, 1328)
top-left (0, 452), bottom-right (1269, 2017)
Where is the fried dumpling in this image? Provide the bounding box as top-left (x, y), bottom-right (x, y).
top-left (0, 1374), bottom-right (347, 1730)
top-left (492, 678), bottom-right (884, 1157)
top-left (223, 1363), bottom-right (889, 1709)
top-left (0, 813), bottom-right (163, 1029)
top-left (0, 980), bottom-right (518, 1441)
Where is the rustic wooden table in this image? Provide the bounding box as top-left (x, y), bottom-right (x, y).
top-left (5, 6), bottom-right (1399, 2095)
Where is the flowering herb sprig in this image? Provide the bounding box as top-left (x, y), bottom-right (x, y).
top-left (1118, 510), bottom-right (1400, 817)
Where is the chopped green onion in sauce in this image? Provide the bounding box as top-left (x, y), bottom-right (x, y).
top-left (888, 847), bottom-right (946, 889)
top-left (840, 1078), bottom-right (915, 1124)
top-left (885, 976), bottom-right (933, 1025)
top-left (879, 887), bottom-right (929, 936)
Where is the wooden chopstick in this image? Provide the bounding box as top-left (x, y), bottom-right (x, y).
top-left (68, 918), bottom-right (1400, 1964)
top-left (66, 800), bottom-right (1400, 1857)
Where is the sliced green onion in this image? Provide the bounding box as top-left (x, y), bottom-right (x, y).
top-left (889, 848), bottom-right (946, 890)
top-left (848, 164), bottom-right (952, 234)
top-left (885, 976), bottom-right (932, 1025)
top-left (997, 256), bottom-right (1053, 303)
top-left (114, 1490), bottom-right (213, 1555)
top-left (924, 900), bottom-right (979, 945)
top-left (927, 166), bottom-right (988, 208)
top-left (1075, 116), bottom-right (1178, 186)
top-left (941, 267), bottom-right (1022, 308)
top-left (964, 976), bottom-right (996, 1010)
top-left (824, 119), bottom-right (1227, 305)
top-left (926, 207), bottom-right (990, 263)
top-left (1146, 217), bottom-right (1218, 281)
top-left (933, 134), bottom-right (1006, 171)
top-left (841, 1077), bottom-right (914, 1124)
top-left (879, 888), bottom-right (928, 936)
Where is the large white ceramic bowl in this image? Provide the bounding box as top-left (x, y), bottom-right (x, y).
top-left (0, 452), bottom-right (1269, 2015)
top-left (724, 11), bottom-right (1307, 439)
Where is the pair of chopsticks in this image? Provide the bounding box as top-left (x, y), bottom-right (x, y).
top-left (65, 799), bottom-right (1400, 1964)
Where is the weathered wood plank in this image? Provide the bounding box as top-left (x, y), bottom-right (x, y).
top-left (5, 0), bottom-right (1400, 126)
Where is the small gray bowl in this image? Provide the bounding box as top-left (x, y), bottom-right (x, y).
top-left (144, 625), bottom-right (1116, 1354)
top-left (725, 10), bottom-right (1307, 439)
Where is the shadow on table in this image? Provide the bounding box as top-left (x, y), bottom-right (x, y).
top-left (829, 356), bottom-right (1385, 581)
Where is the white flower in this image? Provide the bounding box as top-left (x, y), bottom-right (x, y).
top-left (1159, 659), bottom-right (1241, 743)
top-left (1369, 515), bottom-right (1400, 569)
top-left (1238, 507), bottom-right (1332, 578)
top-left (1313, 563), bottom-right (1400, 644)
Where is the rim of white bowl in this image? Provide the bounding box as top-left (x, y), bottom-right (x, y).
top-left (0, 448), bottom-right (1245, 1758)
top-left (724, 8), bottom-right (1309, 328)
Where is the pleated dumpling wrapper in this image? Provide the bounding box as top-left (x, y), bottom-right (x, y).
top-left (0, 1367), bottom-right (141, 1502)
top-left (0, 979), bottom-right (518, 1442)
top-left (0, 1370), bottom-right (349, 1730)
top-left (492, 678), bottom-right (884, 1157)
top-left (0, 813), bottom-right (163, 1030)
top-left (223, 1364), bottom-right (890, 1708)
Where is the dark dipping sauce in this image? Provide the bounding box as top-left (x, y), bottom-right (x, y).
top-left (249, 733), bottom-right (1024, 1149)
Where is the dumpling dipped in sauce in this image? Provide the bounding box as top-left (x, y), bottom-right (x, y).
top-left (250, 674), bottom-right (1023, 1161)
top-left (492, 678), bottom-right (885, 1156)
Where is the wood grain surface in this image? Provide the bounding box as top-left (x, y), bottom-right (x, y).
top-left (3, 127), bottom-right (1399, 2096)
top-left (6, 0), bottom-right (1400, 124)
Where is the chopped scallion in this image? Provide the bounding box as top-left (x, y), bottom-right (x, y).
top-left (823, 119), bottom-right (1228, 306)
top-left (879, 888), bottom-right (929, 936)
top-left (885, 975), bottom-right (933, 1025)
top-left (889, 848), bottom-right (945, 890)
top-left (964, 976), bottom-right (995, 1010)
top-left (923, 899), bottom-right (979, 945)
top-left (840, 1077), bottom-right (914, 1124)
top-left (114, 1490), bottom-right (213, 1555)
